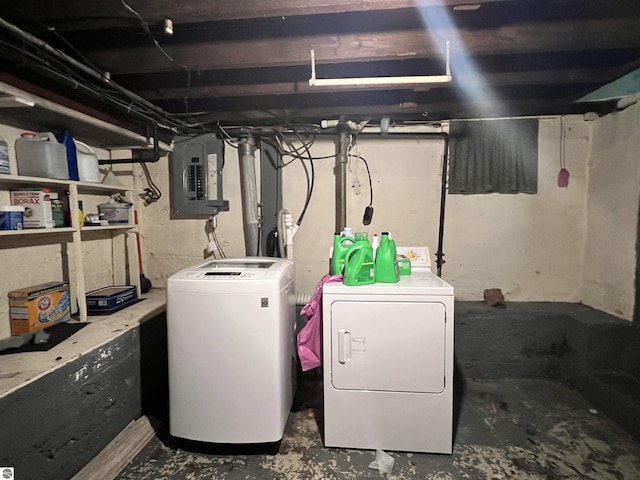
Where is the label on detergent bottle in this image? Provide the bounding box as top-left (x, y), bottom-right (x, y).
top-left (343, 233), bottom-right (375, 286)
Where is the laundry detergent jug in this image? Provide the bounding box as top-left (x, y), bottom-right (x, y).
top-left (375, 231), bottom-right (399, 283)
top-left (343, 232), bottom-right (375, 286)
top-left (330, 232), bottom-right (355, 275)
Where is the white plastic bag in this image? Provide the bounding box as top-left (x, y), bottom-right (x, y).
top-left (368, 449), bottom-right (395, 476)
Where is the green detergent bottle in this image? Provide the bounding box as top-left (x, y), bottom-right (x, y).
top-left (375, 232), bottom-right (400, 283)
top-left (330, 232), bottom-right (355, 274)
top-left (343, 232), bottom-right (375, 286)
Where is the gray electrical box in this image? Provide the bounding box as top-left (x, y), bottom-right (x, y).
top-left (170, 134), bottom-right (229, 217)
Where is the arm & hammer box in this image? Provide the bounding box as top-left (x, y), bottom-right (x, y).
top-left (8, 282), bottom-right (71, 335)
top-left (10, 188), bottom-right (54, 229)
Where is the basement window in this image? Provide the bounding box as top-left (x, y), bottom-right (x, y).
top-left (448, 119), bottom-right (539, 194)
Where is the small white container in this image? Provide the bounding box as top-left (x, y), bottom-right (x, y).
top-left (15, 132), bottom-right (69, 180)
top-left (0, 205), bottom-right (25, 230)
top-left (97, 202), bottom-right (132, 224)
top-left (75, 140), bottom-right (101, 182)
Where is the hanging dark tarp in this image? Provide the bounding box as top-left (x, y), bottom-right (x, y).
top-left (448, 119), bottom-right (539, 194)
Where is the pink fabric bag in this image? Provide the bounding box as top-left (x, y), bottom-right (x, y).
top-left (297, 274), bottom-right (343, 371)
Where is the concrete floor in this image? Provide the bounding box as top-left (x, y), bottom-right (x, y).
top-left (116, 372), bottom-right (640, 479)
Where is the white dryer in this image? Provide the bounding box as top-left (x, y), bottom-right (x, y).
top-left (167, 257), bottom-right (296, 445)
top-left (322, 270), bottom-right (454, 453)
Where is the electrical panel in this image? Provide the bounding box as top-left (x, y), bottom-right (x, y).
top-left (170, 134), bottom-right (229, 217)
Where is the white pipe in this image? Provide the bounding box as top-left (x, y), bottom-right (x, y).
top-left (296, 292), bottom-right (313, 306)
top-left (283, 212), bottom-right (298, 260)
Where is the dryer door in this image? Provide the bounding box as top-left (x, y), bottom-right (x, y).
top-left (330, 300), bottom-right (446, 393)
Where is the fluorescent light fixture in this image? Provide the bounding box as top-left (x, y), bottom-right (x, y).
top-left (309, 41), bottom-right (452, 87)
top-left (0, 95), bottom-right (35, 108)
top-left (453, 4), bottom-right (481, 11)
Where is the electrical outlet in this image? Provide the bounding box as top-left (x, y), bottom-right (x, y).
top-left (351, 180), bottom-right (362, 195)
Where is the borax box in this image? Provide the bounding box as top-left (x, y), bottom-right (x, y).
top-left (11, 188), bottom-right (54, 228)
top-left (9, 282), bottom-right (71, 335)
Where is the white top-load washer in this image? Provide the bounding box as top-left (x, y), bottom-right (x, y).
top-left (322, 269), bottom-right (454, 453)
top-left (167, 257), bottom-right (296, 445)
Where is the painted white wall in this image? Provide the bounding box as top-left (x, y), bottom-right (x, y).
top-left (284, 136), bottom-right (445, 295)
top-left (583, 102), bottom-right (640, 319)
top-left (445, 117), bottom-right (590, 302)
top-left (137, 120), bottom-right (591, 305)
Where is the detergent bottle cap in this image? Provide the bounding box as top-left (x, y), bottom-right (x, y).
top-left (341, 227), bottom-right (353, 237)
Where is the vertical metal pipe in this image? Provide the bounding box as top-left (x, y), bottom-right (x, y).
top-left (436, 133), bottom-right (449, 277)
top-left (238, 136), bottom-right (260, 256)
top-left (335, 128), bottom-right (349, 232)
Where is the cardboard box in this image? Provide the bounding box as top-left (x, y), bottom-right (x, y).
top-left (8, 282), bottom-right (71, 335)
top-left (10, 188), bottom-right (54, 229)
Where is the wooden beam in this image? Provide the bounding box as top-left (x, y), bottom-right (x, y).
top-left (87, 18), bottom-right (640, 74)
top-left (193, 97), bottom-right (613, 125)
top-left (16, 0), bottom-right (511, 30)
top-left (133, 67), bottom-right (618, 100)
top-left (71, 416), bottom-right (159, 480)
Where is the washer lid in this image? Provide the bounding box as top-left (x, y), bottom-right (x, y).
top-left (174, 257), bottom-right (284, 280)
top-left (167, 257), bottom-right (294, 294)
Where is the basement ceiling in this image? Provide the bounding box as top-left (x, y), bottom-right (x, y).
top-left (0, 0), bottom-right (639, 134)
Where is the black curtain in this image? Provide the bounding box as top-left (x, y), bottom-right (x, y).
top-left (449, 119), bottom-right (539, 194)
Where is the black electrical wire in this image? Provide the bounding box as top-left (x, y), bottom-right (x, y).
top-left (139, 161), bottom-right (162, 204)
top-left (351, 154), bottom-right (373, 208)
top-left (119, 0), bottom-right (199, 127)
top-left (292, 128), bottom-right (315, 226)
top-left (0, 14), bottom-right (194, 132)
top-left (257, 132), bottom-right (313, 226)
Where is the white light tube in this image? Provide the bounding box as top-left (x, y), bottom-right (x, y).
top-left (309, 41), bottom-right (452, 87)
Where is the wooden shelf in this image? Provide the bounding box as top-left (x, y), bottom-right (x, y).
top-left (0, 79), bottom-right (173, 151)
top-left (0, 227), bottom-right (75, 236)
top-left (0, 173), bottom-right (130, 193)
top-left (1, 175), bottom-right (141, 323)
top-left (80, 224), bottom-right (137, 232)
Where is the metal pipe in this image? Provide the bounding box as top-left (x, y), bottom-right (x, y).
top-left (98, 128), bottom-right (162, 164)
top-left (335, 127), bottom-right (349, 232)
top-left (436, 133), bottom-right (449, 277)
top-left (238, 136), bottom-right (260, 256)
top-left (230, 128), bottom-right (451, 274)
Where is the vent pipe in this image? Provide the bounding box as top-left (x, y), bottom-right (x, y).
top-left (238, 136), bottom-right (260, 256)
top-left (335, 127), bottom-right (349, 232)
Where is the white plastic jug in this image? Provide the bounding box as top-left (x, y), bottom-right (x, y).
top-left (15, 132), bottom-right (69, 179)
top-left (74, 140), bottom-right (101, 182)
